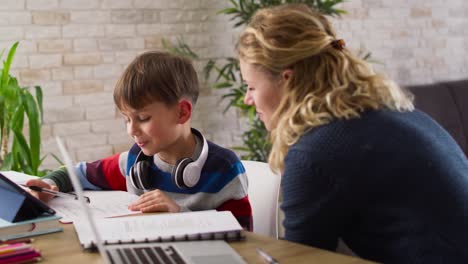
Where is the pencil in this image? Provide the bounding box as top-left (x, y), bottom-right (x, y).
top-left (0, 238), bottom-right (34, 245)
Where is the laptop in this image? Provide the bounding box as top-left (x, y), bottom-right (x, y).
top-left (55, 136), bottom-right (247, 264)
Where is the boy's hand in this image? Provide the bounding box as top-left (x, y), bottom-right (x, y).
top-left (128, 189), bottom-right (181, 213)
top-left (25, 179), bottom-right (58, 203)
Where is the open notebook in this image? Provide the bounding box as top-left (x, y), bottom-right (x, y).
top-left (56, 136), bottom-right (247, 264)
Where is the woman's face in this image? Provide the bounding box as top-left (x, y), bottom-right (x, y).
top-left (240, 60), bottom-right (284, 131)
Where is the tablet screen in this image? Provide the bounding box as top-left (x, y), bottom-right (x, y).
top-left (0, 173), bottom-right (55, 222)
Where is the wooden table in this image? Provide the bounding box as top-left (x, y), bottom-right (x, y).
top-left (34, 224), bottom-right (374, 263)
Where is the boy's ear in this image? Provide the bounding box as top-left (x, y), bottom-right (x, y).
top-left (177, 99), bottom-right (192, 124)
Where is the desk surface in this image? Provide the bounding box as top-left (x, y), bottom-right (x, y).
top-left (35, 224), bottom-right (374, 263)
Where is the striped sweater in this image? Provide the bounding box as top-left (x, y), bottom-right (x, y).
top-left (45, 141), bottom-right (252, 231)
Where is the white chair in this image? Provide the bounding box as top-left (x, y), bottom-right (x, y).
top-left (241, 160), bottom-right (281, 238)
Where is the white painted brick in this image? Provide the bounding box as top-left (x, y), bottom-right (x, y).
top-left (73, 66), bottom-right (94, 79)
top-left (37, 39), bottom-right (72, 53)
top-left (76, 145), bottom-right (114, 162)
top-left (66, 133), bottom-right (107, 149)
top-left (142, 10), bottom-right (160, 23)
top-left (45, 107), bottom-right (85, 123)
top-left (52, 67), bottom-right (73, 80)
top-left (126, 38), bottom-right (144, 49)
top-left (10, 55), bottom-right (29, 68)
top-left (41, 124), bottom-right (52, 138)
top-left (43, 95), bottom-right (73, 109)
top-left (54, 121), bottom-right (91, 136)
top-left (108, 132), bottom-right (132, 145)
top-left (369, 8), bottom-right (395, 19)
top-left (29, 54), bottom-right (62, 69)
top-left (144, 36), bottom-right (163, 49)
top-left (60, 0), bottom-right (100, 9)
top-left (24, 26), bottom-right (61, 39)
top-left (113, 142), bottom-right (133, 154)
top-left (86, 104), bottom-right (116, 120)
top-left (26, 0), bottom-right (58, 10)
top-left (70, 11), bottom-right (111, 24)
top-left (36, 81), bottom-right (63, 96)
top-left (93, 64), bottom-right (123, 79)
top-left (105, 24), bottom-right (135, 38)
top-left (91, 119), bottom-right (124, 133)
top-left (98, 39), bottom-right (127, 51)
top-left (363, 0), bottom-right (383, 8)
top-left (32, 11), bottom-right (70, 24)
top-left (0, 12), bottom-right (31, 25)
top-left (133, 0), bottom-right (168, 8)
top-left (74, 93), bottom-right (114, 107)
top-left (115, 51), bottom-right (138, 64)
top-left (64, 53), bottom-right (102, 65)
top-left (73, 39), bottom-right (98, 52)
top-left (103, 79), bottom-right (117, 92)
top-left (0, 27), bottom-right (24, 41)
top-left (111, 10), bottom-right (143, 24)
top-left (137, 24), bottom-right (185, 35)
top-left (3, 40), bottom-right (36, 53)
top-left (0, 0), bottom-right (25, 10)
top-left (160, 10), bottom-right (210, 23)
top-left (19, 69), bottom-right (51, 84)
top-left (101, 0), bottom-right (133, 9)
top-left (199, 0), bottom-right (228, 9)
top-left (63, 79), bottom-right (104, 94)
top-left (62, 25), bottom-right (104, 38)
top-left (101, 52), bottom-right (115, 64)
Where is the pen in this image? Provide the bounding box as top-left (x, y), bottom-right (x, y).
top-left (256, 247), bottom-right (279, 264)
top-left (22, 185), bottom-right (90, 203)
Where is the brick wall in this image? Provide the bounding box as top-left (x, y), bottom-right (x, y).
top-left (1, 0), bottom-right (467, 170)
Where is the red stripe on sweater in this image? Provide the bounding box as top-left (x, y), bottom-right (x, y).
top-left (101, 153), bottom-right (127, 191)
top-left (216, 196), bottom-right (253, 231)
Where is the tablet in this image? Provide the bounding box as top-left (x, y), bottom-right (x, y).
top-left (0, 172), bottom-right (55, 223)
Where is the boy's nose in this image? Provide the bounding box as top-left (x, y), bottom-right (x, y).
top-left (127, 122), bottom-right (140, 137)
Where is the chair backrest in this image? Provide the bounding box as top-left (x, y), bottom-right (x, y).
top-left (241, 160), bottom-right (281, 238)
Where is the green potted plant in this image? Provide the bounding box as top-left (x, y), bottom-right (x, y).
top-left (0, 42), bottom-right (47, 176)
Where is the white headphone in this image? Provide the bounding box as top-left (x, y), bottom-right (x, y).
top-left (129, 128), bottom-right (208, 190)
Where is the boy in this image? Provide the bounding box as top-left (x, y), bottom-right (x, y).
top-left (27, 51), bottom-right (252, 230)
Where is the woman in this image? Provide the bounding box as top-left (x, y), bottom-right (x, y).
top-left (237, 4), bottom-right (468, 263)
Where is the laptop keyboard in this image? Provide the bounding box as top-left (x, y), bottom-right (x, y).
top-left (107, 245), bottom-right (187, 264)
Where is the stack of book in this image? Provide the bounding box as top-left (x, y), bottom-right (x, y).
top-left (0, 240), bottom-right (41, 263)
top-left (0, 215), bottom-right (62, 241)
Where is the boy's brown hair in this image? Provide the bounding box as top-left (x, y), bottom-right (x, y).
top-left (114, 51), bottom-right (199, 110)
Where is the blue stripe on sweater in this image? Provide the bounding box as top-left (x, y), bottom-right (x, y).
top-left (147, 160), bottom-right (245, 194)
top-left (125, 141), bottom-right (245, 194)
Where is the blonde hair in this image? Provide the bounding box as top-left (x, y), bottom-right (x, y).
top-left (237, 4), bottom-right (414, 173)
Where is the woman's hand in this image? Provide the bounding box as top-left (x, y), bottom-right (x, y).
top-left (25, 179), bottom-right (58, 203)
top-left (128, 189), bottom-right (181, 213)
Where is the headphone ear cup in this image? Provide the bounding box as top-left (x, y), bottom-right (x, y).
top-left (172, 158), bottom-right (193, 189)
top-left (137, 160), bottom-right (151, 190)
top-left (129, 163), bottom-right (140, 189)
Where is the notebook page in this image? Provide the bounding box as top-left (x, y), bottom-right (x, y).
top-left (0, 171), bottom-right (38, 184)
top-left (48, 191), bottom-right (140, 223)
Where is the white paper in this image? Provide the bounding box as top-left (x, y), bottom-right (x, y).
top-left (48, 191), bottom-right (140, 223)
top-left (1, 170), bottom-right (38, 184)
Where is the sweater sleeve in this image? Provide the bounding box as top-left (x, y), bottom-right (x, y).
top-left (43, 153), bottom-right (127, 192)
top-left (281, 148), bottom-right (349, 251)
top-left (216, 196), bottom-right (252, 231)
